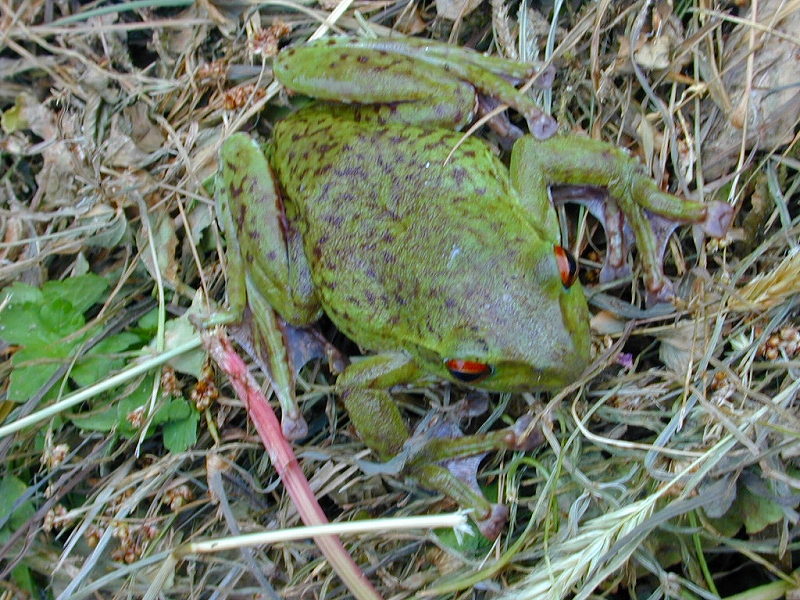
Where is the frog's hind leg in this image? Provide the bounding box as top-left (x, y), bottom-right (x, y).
top-left (274, 43), bottom-right (476, 130)
top-left (273, 37), bottom-right (556, 135)
top-left (218, 133), bottom-right (321, 438)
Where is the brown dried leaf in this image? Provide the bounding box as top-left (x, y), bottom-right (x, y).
top-left (700, 0), bottom-right (800, 179)
top-left (436, 0), bottom-right (483, 21)
top-left (124, 103), bottom-right (166, 153)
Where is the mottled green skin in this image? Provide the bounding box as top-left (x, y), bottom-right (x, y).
top-left (267, 104), bottom-right (591, 391)
top-left (219, 36), bottom-right (734, 537)
top-left (219, 37), bottom-right (599, 538)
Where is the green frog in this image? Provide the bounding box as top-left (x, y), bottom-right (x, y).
top-left (217, 36), bottom-right (732, 538)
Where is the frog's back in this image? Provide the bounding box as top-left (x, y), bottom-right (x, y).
top-left (271, 105), bottom-right (586, 388)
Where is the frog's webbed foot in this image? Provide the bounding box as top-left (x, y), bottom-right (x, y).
top-left (283, 323), bottom-right (348, 378)
top-left (525, 135), bottom-right (735, 305)
top-left (552, 183), bottom-right (733, 305)
top-left (404, 408), bottom-right (544, 539)
top-left (477, 95), bottom-right (557, 143)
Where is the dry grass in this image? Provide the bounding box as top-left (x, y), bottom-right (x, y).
top-left (1, 0), bottom-right (799, 598)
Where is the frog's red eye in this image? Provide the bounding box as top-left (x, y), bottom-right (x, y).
top-left (446, 359), bottom-right (492, 383)
top-left (554, 245), bottom-right (579, 288)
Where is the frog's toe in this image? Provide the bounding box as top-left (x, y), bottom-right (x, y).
top-left (645, 281), bottom-right (676, 307)
top-left (505, 414), bottom-right (546, 451)
top-left (698, 201), bottom-right (734, 238)
top-left (477, 504), bottom-right (510, 540)
top-left (281, 411), bottom-right (309, 440)
top-left (529, 112), bottom-right (558, 140)
top-left (408, 413), bottom-right (546, 537)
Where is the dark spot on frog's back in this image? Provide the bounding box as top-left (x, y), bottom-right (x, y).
top-left (228, 180), bottom-right (243, 202)
top-left (422, 137), bottom-right (447, 152)
top-left (315, 164), bottom-right (334, 178)
top-left (445, 297), bottom-right (457, 309)
top-left (235, 204), bottom-right (247, 227)
top-left (312, 235), bottom-right (329, 260)
top-left (357, 55), bottom-right (369, 64)
top-left (322, 213), bottom-right (344, 228)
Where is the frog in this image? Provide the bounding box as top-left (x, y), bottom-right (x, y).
top-left (217, 36), bottom-right (733, 538)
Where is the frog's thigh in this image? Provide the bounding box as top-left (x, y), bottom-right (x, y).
top-left (219, 133), bottom-right (319, 325)
top-left (274, 46), bottom-right (476, 129)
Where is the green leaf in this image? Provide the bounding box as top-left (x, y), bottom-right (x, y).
top-left (159, 295), bottom-right (207, 378)
top-left (161, 400), bottom-right (199, 453)
top-left (41, 274), bottom-right (108, 315)
top-left (39, 298), bottom-right (85, 334)
top-left (0, 476), bottom-right (36, 545)
top-left (11, 564), bottom-right (36, 597)
top-left (137, 308), bottom-right (160, 332)
top-left (0, 293), bottom-right (63, 346)
top-left (0, 275), bottom-right (113, 402)
top-left (435, 521), bottom-right (489, 554)
top-left (0, 281), bottom-right (43, 305)
top-left (738, 484), bottom-right (785, 534)
top-left (152, 397), bottom-right (192, 425)
top-left (70, 379), bottom-right (199, 452)
top-left (708, 476), bottom-right (787, 536)
top-left (70, 332), bottom-right (142, 387)
top-left (69, 376), bottom-right (152, 433)
top-left (7, 344), bottom-right (74, 402)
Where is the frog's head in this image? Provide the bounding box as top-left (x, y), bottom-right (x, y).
top-left (418, 244), bottom-right (592, 393)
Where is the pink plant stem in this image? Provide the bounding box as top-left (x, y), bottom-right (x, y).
top-left (204, 330), bottom-right (382, 600)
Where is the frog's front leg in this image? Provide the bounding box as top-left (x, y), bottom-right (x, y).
top-left (338, 353), bottom-right (542, 539)
top-left (218, 133), bottom-right (322, 439)
top-left (511, 136), bottom-right (733, 304)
